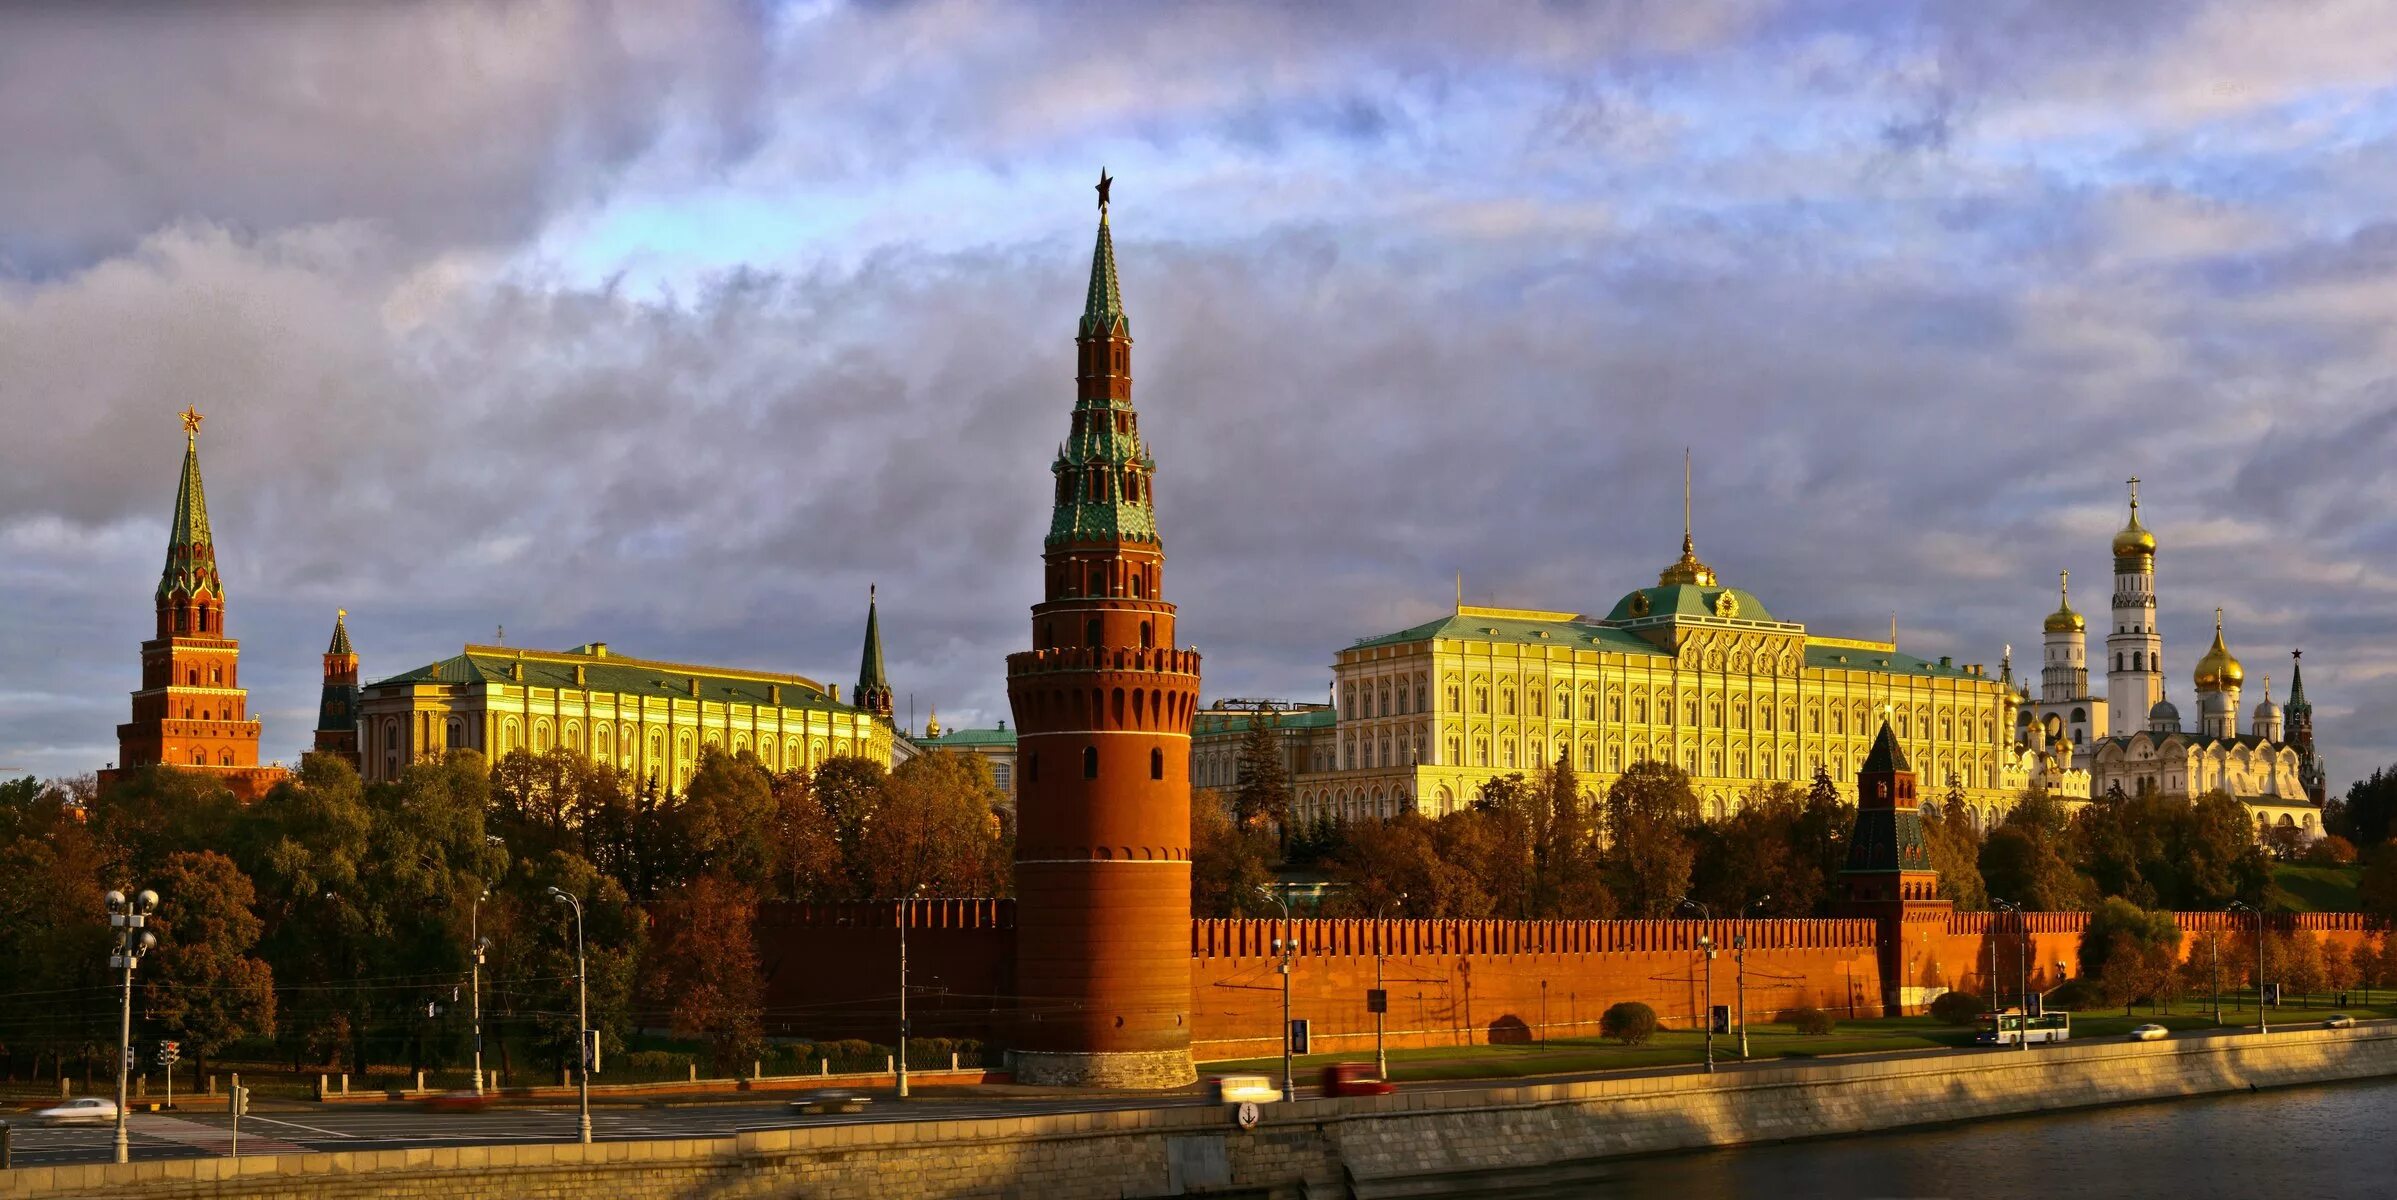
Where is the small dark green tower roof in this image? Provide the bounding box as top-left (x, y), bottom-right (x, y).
top-left (1861, 719), bottom-right (1911, 774)
top-left (157, 411), bottom-right (223, 603)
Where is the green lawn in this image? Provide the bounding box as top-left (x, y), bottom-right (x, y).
top-left (2269, 863), bottom-right (2363, 912)
top-left (1202, 994), bottom-right (2397, 1085)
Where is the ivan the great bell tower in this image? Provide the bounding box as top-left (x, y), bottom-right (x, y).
top-left (1005, 175), bottom-right (1202, 1088)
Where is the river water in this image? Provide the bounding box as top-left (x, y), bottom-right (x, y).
top-left (1599, 1075), bottom-right (2397, 1198)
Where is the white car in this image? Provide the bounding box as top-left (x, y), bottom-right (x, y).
top-left (1209, 1075), bottom-right (1283, 1105)
top-left (34, 1097), bottom-right (119, 1124)
top-left (2324, 1014), bottom-right (2356, 1029)
top-left (2128, 1024), bottom-right (2167, 1041)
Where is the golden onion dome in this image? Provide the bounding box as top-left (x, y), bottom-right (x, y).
top-left (2042, 570), bottom-right (2083, 633)
top-left (2192, 608), bottom-right (2244, 693)
top-left (2114, 481), bottom-right (2157, 563)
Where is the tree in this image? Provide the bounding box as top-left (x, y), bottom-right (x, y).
top-left (2302, 835), bottom-right (2358, 866)
top-left (2328, 765), bottom-right (2397, 847)
top-left (2322, 939), bottom-right (2357, 1002)
top-left (1470, 774), bottom-right (1538, 918)
top-left (859, 752), bottom-right (1008, 897)
top-left (1230, 714), bottom-right (1294, 835)
top-left (1919, 804), bottom-right (1988, 911)
top-left (1603, 761), bottom-right (1700, 917)
top-left (504, 851), bottom-right (646, 1070)
top-left (811, 756), bottom-right (892, 895)
top-left (1690, 783), bottom-right (1822, 918)
top-left (1982, 791), bottom-right (2095, 911)
top-left (2361, 843), bottom-right (2397, 923)
top-left (2077, 899), bottom-right (2180, 1014)
top-left (673, 748), bottom-right (781, 890)
top-left (87, 765), bottom-right (242, 878)
top-left (767, 769), bottom-right (843, 900)
top-left (2274, 930), bottom-right (2327, 1005)
top-left (641, 874), bottom-right (764, 1075)
top-left (0, 804), bottom-right (114, 1080)
top-left (142, 851), bottom-right (277, 1071)
top-left (2355, 934), bottom-right (2388, 1004)
top-left (1323, 810), bottom-right (1494, 920)
top-left (1190, 789), bottom-right (1276, 917)
top-left (2173, 792), bottom-right (2272, 909)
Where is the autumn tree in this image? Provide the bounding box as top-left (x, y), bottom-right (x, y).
top-left (2327, 764), bottom-right (2397, 847)
top-left (2273, 929), bottom-right (2328, 1006)
top-left (767, 769), bottom-right (844, 899)
top-left (859, 752), bottom-right (1008, 897)
top-left (2078, 899), bottom-right (2181, 1014)
top-left (0, 786), bottom-right (115, 1079)
top-left (143, 850), bottom-right (277, 1072)
top-left (811, 756), bottom-right (892, 895)
top-left (1603, 760), bottom-right (1700, 917)
top-left (672, 747), bottom-right (781, 890)
top-left (641, 874), bottom-right (765, 1074)
top-left (2322, 939), bottom-right (2357, 1003)
top-left (2359, 843), bottom-right (2397, 922)
top-left (1982, 789), bottom-right (2094, 911)
top-left (502, 851), bottom-right (647, 1070)
top-left (1190, 788), bottom-right (1276, 917)
top-left (87, 764), bottom-right (242, 877)
top-left (1919, 804), bottom-right (1988, 911)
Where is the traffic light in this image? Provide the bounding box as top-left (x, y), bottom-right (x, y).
top-left (1710, 1005), bottom-right (1731, 1035)
top-left (1289, 1019), bottom-right (1311, 1055)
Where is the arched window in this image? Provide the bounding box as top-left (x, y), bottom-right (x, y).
top-left (1085, 618), bottom-right (1102, 646)
top-left (1502, 741), bottom-right (1517, 768)
top-left (2133, 651), bottom-right (2144, 671)
top-left (1501, 687), bottom-right (1516, 716)
top-left (1630, 695), bottom-right (1645, 723)
top-left (1140, 621), bottom-right (1153, 648)
top-left (1150, 747), bottom-right (1164, 780)
top-left (191, 749), bottom-right (205, 765)
top-left (1474, 686), bottom-right (1489, 714)
top-left (1708, 750), bottom-right (1723, 776)
top-left (1083, 745), bottom-right (1099, 778)
top-left (1416, 679), bottom-right (1428, 711)
top-left (1473, 738), bottom-right (1489, 766)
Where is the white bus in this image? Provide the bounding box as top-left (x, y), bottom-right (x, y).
top-left (1976, 1009), bottom-right (2070, 1045)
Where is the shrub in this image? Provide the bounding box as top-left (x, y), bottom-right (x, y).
top-left (1928, 991), bottom-right (1985, 1026)
top-left (2046, 978), bottom-right (2101, 1011)
top-left (831, 1038), bottom-right (876, 1061)
top-left (1600, 1001), bottom-right (1658, 1045)
top-left (2304, 835), bottom-right (2358, 866)
top-left (1788, 1006), bottom-right (1836, 1036)
top-left (619, 1050), bottom-right (692, 1074)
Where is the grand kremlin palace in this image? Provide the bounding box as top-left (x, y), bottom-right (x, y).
top-left (1288, 530), bottom-right (2023, 825)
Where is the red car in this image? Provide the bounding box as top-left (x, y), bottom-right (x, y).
top-left (420, 1090), bottom-right (492, 1112)
top-left (1319, 1063), bottom-right (1393, 1097)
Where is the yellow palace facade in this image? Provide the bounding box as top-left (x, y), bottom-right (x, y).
top-left (355, 641), bottom-right (892, 789)
top-left (1294, 533), bottom-right (2019, 824)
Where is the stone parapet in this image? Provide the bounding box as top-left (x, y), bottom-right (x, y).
top-left (6, 1025), bottom-right (2390, 1200)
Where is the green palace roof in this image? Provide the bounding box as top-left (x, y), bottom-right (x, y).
top-left (923, 726), bottom-right (1018, 748)
top-left (1350, 604), bottom-right (1983, 681)
top-left (369, 644), bottom-right (860, 714)
top-left (1192, 707), bottom-right (1336, 736)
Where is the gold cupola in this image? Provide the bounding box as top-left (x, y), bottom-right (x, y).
top-left (2193, 608), bottom-right (2244, 693)
top-left (1657, 449), bottom-right (1717, 587)
top-left (2043, 570), bottom-right (2084, 633)
top-left (2112, 477), bottom-right (2157, 568)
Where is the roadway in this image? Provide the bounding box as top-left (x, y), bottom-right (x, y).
top-left (7, 1022), bottom-right (2357, 1168)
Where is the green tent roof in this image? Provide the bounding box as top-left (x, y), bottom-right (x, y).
top-left (370, 646), bottom-right (860, 715)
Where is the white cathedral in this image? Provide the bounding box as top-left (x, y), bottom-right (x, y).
top-left (2010, 481), bottom-right (2328, 840)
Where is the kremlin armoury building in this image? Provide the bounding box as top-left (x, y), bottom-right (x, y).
top-left (103, 185), bottom-right (2333, 1081)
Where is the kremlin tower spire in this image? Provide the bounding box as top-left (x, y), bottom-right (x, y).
top-left (854, 584), bottom-right (894, 722)
top-left (1006, 173), bottom-right (1202, 1088)
top-left (109, 409), bottom-right (278, 800)
top-left (312, 609), bottom-right (361, 766)
top-left (2286, 649), bottom-right (2326, 802)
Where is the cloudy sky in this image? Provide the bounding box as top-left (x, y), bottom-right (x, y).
top-left (3, 0), bottom-right (2393, 791)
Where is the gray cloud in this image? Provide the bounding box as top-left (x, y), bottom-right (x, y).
top-left (3, 0), bottom-right (2395, 800)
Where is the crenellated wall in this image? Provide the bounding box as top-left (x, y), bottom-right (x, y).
top-left (1189, 917), bottom-right (1884, 1060)
top-left (752, 902), bottom-right (2387, 1060)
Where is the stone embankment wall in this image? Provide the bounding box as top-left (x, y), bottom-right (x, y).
top-left (7, 1025), bottom-right (2390, 1200)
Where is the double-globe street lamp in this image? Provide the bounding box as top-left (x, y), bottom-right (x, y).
top-left (106, 888), bottom-right (160, 1165)
top-left (1735, 895), bottom-right (1771, 1059)
top-left (1675, 897), bottom-right (1715, 1074)
top-left (1989, 900), bottom-right (2028, 1050)
top-left (471, 889), bottom-right (492, 1096)
top-left (1257, 884), bottom-right (1295, 1098)
top-left (544, 887), bottom-right (592, 1144)
top-left (1373, 893), bottom-right (1407, 1081)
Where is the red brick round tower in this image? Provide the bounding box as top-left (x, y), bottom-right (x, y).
top-left (1006, 176), bottom-right (1202, 1088)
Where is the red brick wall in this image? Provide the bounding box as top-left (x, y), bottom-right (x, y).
top-left (1936, 911), bottom-right (2389, 1002)
top-left (755, 900), bottom-right (1016, 1043)
top-left (1189, 917), bottom-right (1885, 1061)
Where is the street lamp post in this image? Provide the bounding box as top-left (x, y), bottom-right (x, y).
top-left (1258, 884), bottom-right (1295, 1098)
top-left (897, 887), bottom-right (926, 1099)
top-left (1677, 898), bottom-right (1714, 1074)
top-left (2012, 906), bottom-right (2028, 1051)
top-left (2210, 925), bottom-right (2223, 1024)
top-left (106, 888), bottom-right (159, 1165)
top-left (545, 887), bottom-right (592, 1144)
top-left (471, 890), bottom-right (490, 1096)
top-left (1738, 896), bottom-right (1769, 1059)
top-left (2230, 901), bottom-right (2265, 1035)
top-left (1987, 897), bottom-right (2006, 1010)
top-left (1374, 893), bottom-right (1406, 1081)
